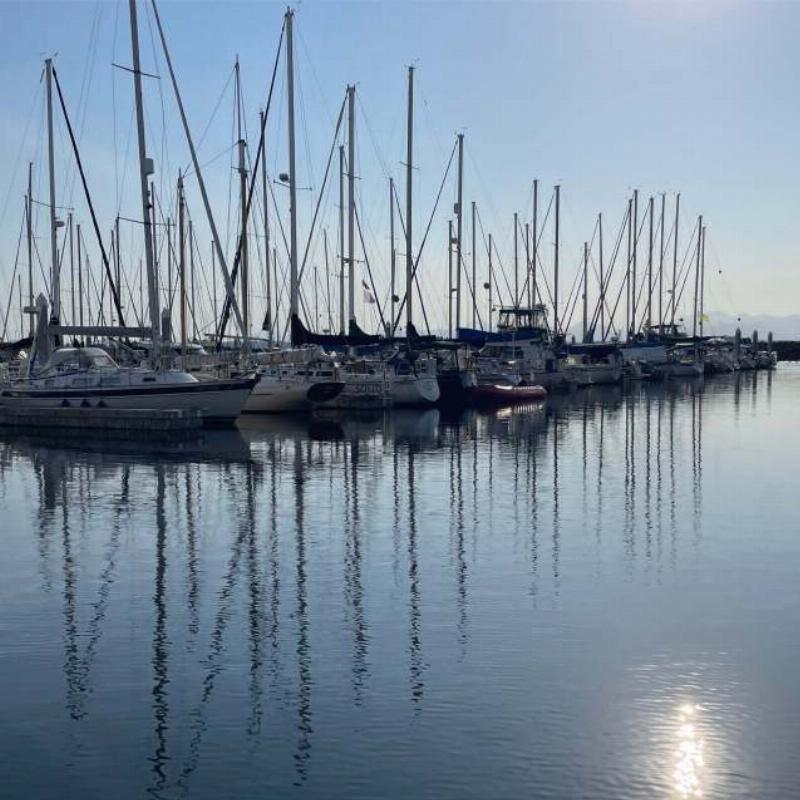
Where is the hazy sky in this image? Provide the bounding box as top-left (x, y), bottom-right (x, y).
top-left (0, 0), bottom-right (797, 339)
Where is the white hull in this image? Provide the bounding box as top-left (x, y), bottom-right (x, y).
top-left (391, 374), bottom-right (440, 405)
top-left (244, 373), bottom-right (344, 413)
top-left (316, 374), bottom-right (392, 409)
top-left (0, 380), bottom-right (253, 426)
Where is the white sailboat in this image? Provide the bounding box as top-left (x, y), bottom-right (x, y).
top-left (0, 1), bottom-right (256, 427)
top-left (0, 299), bottom-right (253, 425)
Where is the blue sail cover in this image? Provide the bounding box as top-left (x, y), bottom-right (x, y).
top-left (456, 326), bottom-right (547, 347)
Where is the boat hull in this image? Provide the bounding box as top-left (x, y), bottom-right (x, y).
top-left (391, 374), bottom-right (440, 406)
top-left (472, 384), bottom-right (547, 405)
top-left (244, 378), bottom-right (344, 413)
top-left (0, 377), bottom-right (255, 426)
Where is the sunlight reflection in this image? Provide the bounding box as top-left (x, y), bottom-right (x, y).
top-left (674, 703), bottom-right (704, 798)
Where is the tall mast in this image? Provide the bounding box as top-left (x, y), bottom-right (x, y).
top-left (45, 58), bottom-right (60, 323)
top-left (471, 200), bottom-right (477, 327)
top-left (236, 58), bottom-right (249, 343)
top-left (532, 178), bottom-right (538, 307)
top-left (324, 229), bottom-right (332, 332)
top-left (700, 223), bottom-right (706, 337)
top-left (190, 219), bottom-right (196, 340)
top-left (286, 7), bottom-right (299, 323)
top-left (405, 65), bottom-right (414, 334)
top-left (524, 222), bottom-right (530, 308)
top-left (68, 212), bottom-right (75, 327)
top-left (26, 162), bottom-right (33, 336)
top-left (692, 214), bottom-right (702, 340)
top-left (632, 188), bottom-right (638, 336)
top-left (582, 241), bottom-right (588, 342)
top-left (77, 223), bottom-right (83, 329)
top-left (625, 197), bottom-right (632, 340)
top-left (114, 214), bottom-right (122, 324)
top-left (553, 184), bottom-right (560, 336)
top-left (347, 84), bottom-right (356, 323)
top-left (212, 240), bottom-right (218, 326)
top-left (447, 219), bottom-right (453, 339)
top-left (658, 192), bottom-right (665, 330)
top-left (128, 0), bottom-right (160, 353)
top-left (338, 144), bottom-right (345, 333)
top-left (488, 233), bottom-right (493, 333)
top-left (598, 212), bottom-right (604, 339)
top-left (671, 193), bottom-right (680, 327)
top-left (513, 211), bottom-right (519, 309)
top-left (261, 110), bottom-right (272, 348)
top-left (455, 132), bottom-right (464, 331)
top-left (647, 195), bottom-right (653, 332)
top-left (178, 170), bottom-right (187, 368)
top-left (389, 176), bottom-right (396, 335)
top-left (167, 218), bottom-right (173, 322)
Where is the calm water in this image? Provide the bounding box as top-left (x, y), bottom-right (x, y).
top-left (1, 368), bottom-right (798, 799)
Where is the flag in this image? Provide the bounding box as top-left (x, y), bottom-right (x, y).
top-left (700, 313), bottom-right (710, 322)
top-left (362, 278), bottom-right (376, 304)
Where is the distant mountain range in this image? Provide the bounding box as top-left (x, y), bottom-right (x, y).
top-left (702, 312), bottom-right (800, 340)
top-left (565, 312), bottom-right (800, 341)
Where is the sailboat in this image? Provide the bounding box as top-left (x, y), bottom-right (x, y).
top-left (0, 1), bottom-right (255, 427)
top-left (0, 297), bottom-right (254, 425)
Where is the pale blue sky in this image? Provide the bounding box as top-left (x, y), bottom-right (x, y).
top-left (0, 1), bottom-right (797, 338)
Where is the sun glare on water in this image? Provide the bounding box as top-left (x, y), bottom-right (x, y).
top-left (674, 704), bottom-right (705, 798)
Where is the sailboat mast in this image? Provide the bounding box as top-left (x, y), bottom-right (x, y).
top-left (405, 65), bottom-right (414, 334)
top-left (632, 188), bottom-right (638, 336)
top-left (447, 219), bottom-right (453, 339)
top-left (190, 220), bottom-right (196, 341)
top-left (700, 223), bottom-right (706, 337)
top-left (261, 110), bottom-right (272, 348)
top-left (692, 215), bottom-right (702, 340)
top-left (625, 197), bottom-right (632, 340)
top-left (77, 223), bottom-right (83, 329)
top-left (524, 222), bottom-right (530, 308)
top-left (347, 84), bottom-right (356, 323)
top-left (236, 59), bottom-right (249, 344)
top-left (45, 58), bottom-right (60, 323)
top-left (178, 170), bottom-right (187, 368)
top-left (598, 212), bottom-right (604, 339)
top-left (659, 192), bottom-right (665, 330)
top-left (471, 200), bottom-right (477, 328)
top-left (389, 176), bottom-right (396, 335)
top-left (554, 184), bottom-right (560, 336)
top-left (671, 193), bottom-right (680, 327)
top-left (582, 241), bottom-right (588, 341)
top-left (26, 162), bottom-right (33, 336)
top-left (68, 212), bottom-right (74, 327)
top-left (647, 195), bottom-right (653, 332)
top-left (338, 145), bottom-right (345, 333)
top-left (532, 178), bottom-right (538, 307)
top-left (513, 211), bottom-right (519, 309)
top-left (488, 233), bottom-right (493, 333)
top-left (128, 0), bottom-right (160, 354)
top-left (286, 7), bottom-right (299, 323)
top-left (455, 132), bottom-right (464, 332)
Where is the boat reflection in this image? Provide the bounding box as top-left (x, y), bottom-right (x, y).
top-left (1, 370), bottom-right (776, 797)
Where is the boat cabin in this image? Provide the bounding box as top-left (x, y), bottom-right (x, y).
top-left (496, 305), bottom-right (548, 333)
top-left (38, 347), bottom-right (119, 376)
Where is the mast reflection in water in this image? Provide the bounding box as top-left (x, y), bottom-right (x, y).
top-left (0, 370), bottom-right (799, 799)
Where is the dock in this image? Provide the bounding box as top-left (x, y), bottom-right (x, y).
top-left (0, 406), bottom-right (203, 439)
